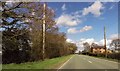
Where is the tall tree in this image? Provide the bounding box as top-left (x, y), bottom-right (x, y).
top-left (67, 43), bottom-right (77, 54)
top-left (110, 39), bottom-right (120, 51)
top-left (83, 42), bottom-right (90, 53)
top-left (21, 2), bottom-right (56, 60)
top-left (1, 2), bottom-right (78, 63)
top-left (91, 43), bottom-right (98, 48)
top-left (2, 2), bottom-right (31, 64)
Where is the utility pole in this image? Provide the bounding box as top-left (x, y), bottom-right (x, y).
top-left (104, 26), bottom-right (107, 58)
top-left (42, 3), bottom-right (46, 61)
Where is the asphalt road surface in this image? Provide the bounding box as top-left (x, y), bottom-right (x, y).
top-left (58, 54), bottom-right (119, 70)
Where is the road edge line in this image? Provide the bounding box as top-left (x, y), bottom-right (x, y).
top-left (57, 55), bottom-right (75, 71)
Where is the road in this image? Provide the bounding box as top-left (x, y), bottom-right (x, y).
top-left (58, 54), bottom-right (119, 71)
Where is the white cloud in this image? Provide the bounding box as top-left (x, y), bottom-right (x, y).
top-left (80, 25), bottom-right (92, 32)
top-left (110, 34), bottom-right (120, 40)
top-left (56, 14), bottom-right (82, 27)
top-left (66, 38), bottom-right (98, 51)
top-left (72, 10), bottom-right (82, 16)
top-left (67, 28), bottom-right (78, 34)
top-left (76, 38), bottom-right (95, 51)
top-left (76, 38), bottom-right (112, 51)
top-left (96, 34), bottom-right (120, 47)
top-left (109, 5), bottom-right (115, 10)
top-left (79, 38), bottom-right (111, 47)
top-left (100, 0), bottom-right (115, 2)
top-left (76, 33), bottom-right (120, 51)
top-left (80, 38), bottom-right (95, 45)
top-left (98, 39), bottom-right (112, 46)
top-left (78, 38), bottom-right (95, 47)
top-left (61, 4), bottom-right (66, 11)
top-left (82, 1), bottom-right (104, 17)
top-left (67, 26), bottom-right (92, 34)
top-left (66, 38), bottom-right (75, 43)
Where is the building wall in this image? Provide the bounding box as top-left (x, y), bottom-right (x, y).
top-left (92, 48), bottom-right (112, 54)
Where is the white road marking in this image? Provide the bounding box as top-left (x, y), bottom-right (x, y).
top-left (81, 55), bottom-right (118, 64)
top-left (57, 55), bottom-right (75, 71)
top-left (80, 56), bottom-right (92, 63)
top-left (90, 56), bottom-right (118, 64)
top-left (88, 61), bottom-right (92, 63)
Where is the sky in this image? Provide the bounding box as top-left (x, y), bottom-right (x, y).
top-left (1, 0), bottom-right (119, 51)
top-left (47, 1), bottom-right (118, 51)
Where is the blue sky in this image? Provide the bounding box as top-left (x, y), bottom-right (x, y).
top-left (1, 1), bottom-right (118, 51)
top-left (47, 1), bottom-right (118, 50)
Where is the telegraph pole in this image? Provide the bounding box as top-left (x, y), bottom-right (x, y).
top-left (104, 26), bottom-right (107, 58)
top-left (42, 3), bottom-right (46, 61)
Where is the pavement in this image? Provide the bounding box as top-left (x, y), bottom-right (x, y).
top-left (57, 54), bottom-right (119, 71)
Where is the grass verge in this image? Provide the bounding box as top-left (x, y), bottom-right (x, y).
top-left (2, 55), bottom-right (73, 69)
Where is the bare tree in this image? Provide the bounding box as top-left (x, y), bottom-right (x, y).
top-left (83, 42), bottom-right (90, 53)
top-left (110, 39), bottom-right (120, 51)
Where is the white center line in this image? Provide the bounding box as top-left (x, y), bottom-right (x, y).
top-left (88, 61), bottom-right (92, 63)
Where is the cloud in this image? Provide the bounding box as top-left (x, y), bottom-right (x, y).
top-left (66, 38), bottom-right (75, 43)
top-left (67, 26), bottom-right (92, 34)
top-left (109, 5), bottom-right (115, 10)
top-left (100, 0), bottom-right (115, 2)
top-left (79, 38), bottom-right (111, 47)
top-left (76, 38), bottom-right (95, 51)
top-left (98, 39), bottom-right (112, 46)
top-left (76, 38), bottom-right (112, 51)
top-left (98, 33), bottom-right (120, 48)
top-left (67, 28), bottom-right (79, 34)
top-left (82, 1), bottom-right (104, 17)
top-left (72, 10), bottom-right (82, 16)
top-left (56, 14), bottom-right (82, 27)
top-left (61, 4), bottom-right (66, 11)
top-left (76, 33), bottom-right (120, 51)
top-left (80, 25), bottom-right (92, 32)
top-left (110, 34), bottom-right (120, 40)
top-left (80, 38), bottom-right (95, 45)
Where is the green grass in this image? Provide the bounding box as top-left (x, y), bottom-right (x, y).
top-left (2, 55), bottom-right (73, 69)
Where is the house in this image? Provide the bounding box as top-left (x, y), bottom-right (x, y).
top-left (91, 46), bottom-right (112, 54)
